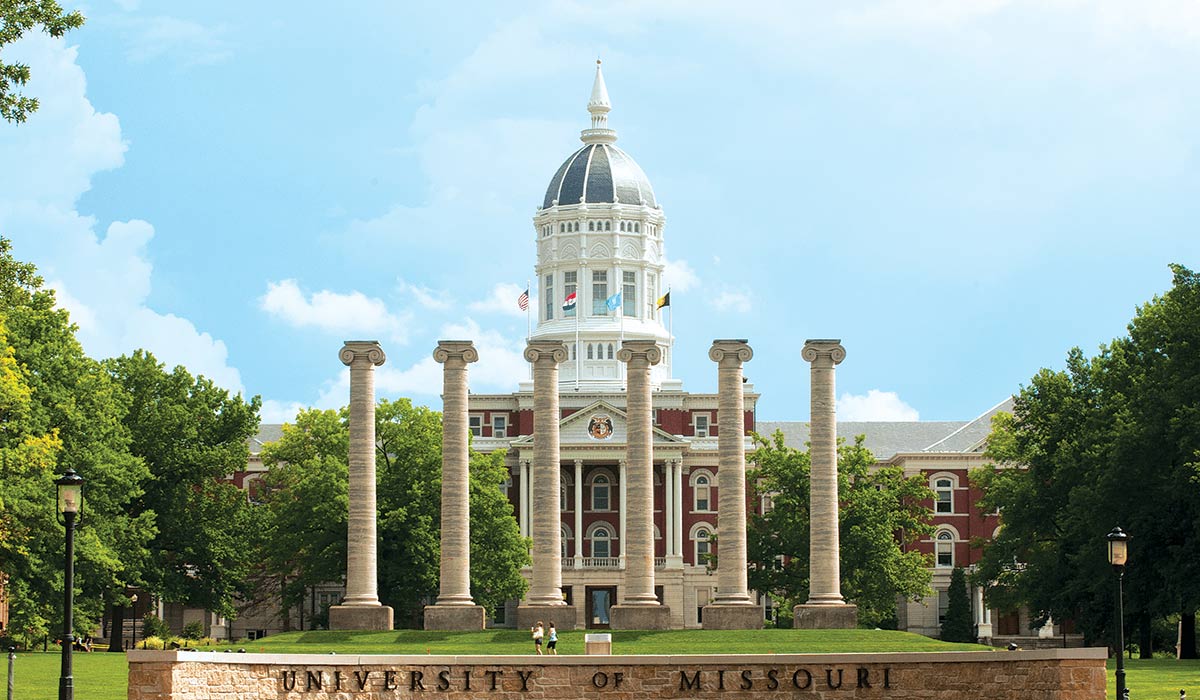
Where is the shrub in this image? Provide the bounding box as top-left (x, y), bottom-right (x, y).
top-left (142, 613), bottom-right (171, 640)
top-left (139, 636), bottom-right (166, 650)
top-left (181, 621), bottom-right (204, 640)
top-left (940, 566), bottom-right (975, 643)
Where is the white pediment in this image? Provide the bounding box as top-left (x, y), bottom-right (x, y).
top-left (509, 400), bottom-right (686, 447)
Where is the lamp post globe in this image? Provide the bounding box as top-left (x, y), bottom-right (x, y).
top-left (55, 468), bottom-right (84, 700)
top-left (1106, 526), bottom-right (1130, 700)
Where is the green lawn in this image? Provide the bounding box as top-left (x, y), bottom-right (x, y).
top-left (8, 632), bottom-right (1198, 700)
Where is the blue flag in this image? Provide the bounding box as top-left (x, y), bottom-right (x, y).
top-left (606, 291), bottom-right (622, 311)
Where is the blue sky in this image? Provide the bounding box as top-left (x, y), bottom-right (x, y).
top-left (2, 1), bottom-right (1198, 423)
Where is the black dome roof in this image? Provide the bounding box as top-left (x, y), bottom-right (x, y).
top-left (542, 143), bottom-right (657, 210)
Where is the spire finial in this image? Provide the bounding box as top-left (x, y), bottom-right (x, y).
top-left (582, 60), bottom-right (617, 145)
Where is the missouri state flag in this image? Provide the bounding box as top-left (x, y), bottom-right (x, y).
top-left (562, 291), bottom-right (577, 311)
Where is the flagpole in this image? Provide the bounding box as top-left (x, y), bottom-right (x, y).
top-left (667, 287), bottom-right (673, 372)
top-left (574, 297), bottom-right (580, 392)
top-left (526, 278), bottom-right (532, 381)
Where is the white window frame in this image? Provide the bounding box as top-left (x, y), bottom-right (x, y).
top-left (935, 529), bottom-right (955, 568)
top-left (587, 523), bottom-right (615, 558)
top-left (468, 414), bottom-right (483, 437)
top-left (931, 472), bottom-right (958, 514)
top-left (694, 413), bottom-right (711, 438)
top-left (691, 522), bottom-right (714, 565)
top-left (492, 415), bottom-right (507, 439)
top-left (690, 469), bottom-right (715, 512)
top-left (590, 471), bottom-right (613, 511)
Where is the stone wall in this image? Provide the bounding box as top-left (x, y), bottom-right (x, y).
top-left (127, 648), bottom-right (1107, 700)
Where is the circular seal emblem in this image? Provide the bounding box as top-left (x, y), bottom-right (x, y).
top-left (587, 414), bottom-right (614, 440)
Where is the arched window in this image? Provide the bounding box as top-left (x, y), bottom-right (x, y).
top-left (588, 221), bottom-right (595, 231)
top-left (694, 526), bottom-right (712, 565)
top-left (561, 474), bottom-right (569, 512)
top-left (571, 344), bottom-right (577, 360)
top-left (607, 343), bottom-right (614, 359)
top-left (936, 530), bottom-right (954, 568)
top-left (619, 221), bottom-right (626, 232)
top-left (634, 222), bottom-right (640, 233)
top-left (931, 474), bottom-right (956, 513)
top-left (604, 221), bottom-right (611, 231)
top-left (694, 474), bottom-right (712, 511)
top-left (562, 524), bottom-right (572, 559)
top-left (587, 344), bottom-right (594, 360)
top-left (590, 526), bottom-right (612, 558)
top-left (591, 474), bottom-right (610, 511)
top-left (559, 223), bottom-right (564, 233)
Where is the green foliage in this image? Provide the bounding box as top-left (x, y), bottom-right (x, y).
top-left (0, 238), bottom-right (149, 641)
top-left (746, 431), bottom-right (935, 627)
top-left (141, 613), bottom-right (170, 640)
top-left (257, 408), bottom-right (350, 624)
top-left (105, 350), bottom-right (262, 618)
top-left (941, 567), bottom-right (974, 642)
top-left (181, 620), bottom-right (205, 640)
top-left (0, 0), bottom-right (85, 123)
top-left (974, 264), bottom-right (1200, 654)
top-left (468, 449), bottom-right (530, 613)
top-left (257, 399), bottom-right (528, 628)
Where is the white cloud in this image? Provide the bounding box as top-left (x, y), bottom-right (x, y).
top-left (837, 390), bottom-right (920, 421)
top-left (662, 257), bottom-right (699, 292)
top-left (0, 35), bottom-right (244, 391)
top-left (259, 279), bottom-right (412, 342)
top-left (713, 289), bottom-right (752, 313)
top-left (397, 278), bottom-right (452, 311)
top-left (468, 282), bottom-right (531, 317)
top-left (259, 399), bottom-right (309, 424)
top-left (117, 16), bottom-right (232, 66)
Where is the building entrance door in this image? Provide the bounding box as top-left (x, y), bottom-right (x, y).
top-left (586, 586), bottom-right (616, 629)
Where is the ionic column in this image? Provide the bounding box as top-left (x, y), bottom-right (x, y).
top-left (794, 339), bottom-right (857, 629)
top-left (610, 341), bottom-right (670, 629)
top-left (664, 460), bottom-right (674, 557)
top-left (673, 461), bottom-right (683, 562)
top-left (329, 341), bottom-right (393, 630)
top-left (520, 460), bottom-right (531, 538)
top-left (425, 341), bottom-right (485, 629)
top-left (517, 340), bottom-right (575, 628)
top-left (707, 340), bottom-right (756, 605)
top-left (574, 460), bottom-right (584, 569)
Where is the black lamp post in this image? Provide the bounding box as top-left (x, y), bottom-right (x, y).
top-left (1107, 526), bottom-right (1130, 700)
top-left (55, 468), bottom-right (83, 700)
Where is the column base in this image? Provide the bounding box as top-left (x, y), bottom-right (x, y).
top-left (793, 603), bottom-right (858, 629)
top-left (702, 604), bottom-right (763, 630)
top-left (328, 604), bottom-right (394, 631)
top-left (610, 605), bottom-right (672, 630)
top-left (516, 604), bottom-right (577, 631)
top-left (423, 605), bottom-right (486, 631)
top-left (976, 623), bottom-right (993, 642)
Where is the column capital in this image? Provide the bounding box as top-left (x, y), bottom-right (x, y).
top-left (709, 339), bottom-right (753, 364)
top-left (524, 340), bottom-right (568, 364)
top-left (340, 340), bottom-right (386, 367)
top-left (433, 340), bottom-right (479, 365)
top-left (617, 339), bottom-right (662, 365)
top-left (801, 339), bottom-right (846, 366)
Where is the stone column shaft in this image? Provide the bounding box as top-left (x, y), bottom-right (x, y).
top-left (616, 340), bottom-right (661, 605)
top-left (329, 341), bottom-right (393, 630)
top-left (710, 339), bottom-right (754, 606)
top-left (524, 340), bottom-right (568, 606)
top-left (618, 461), bottom-right (627, 562)
top-left (803, 339), bottom-right (846, 606)
top-left (673, 462), bottom-right (683, 558)
top-left (574, 460), bottom-right (584, 568)
top-left (519, 461), bottom-right (530, 538)
top-left (433, 341), bottom-right (478, 606)
top-left (664, 461), bottom-right (674, 556)
top-left (340, 341), bottom-right (386, 607)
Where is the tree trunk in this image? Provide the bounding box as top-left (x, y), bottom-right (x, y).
top-left (107, 601), bottom-right (125, 653)
top-left (1138, 613), bottom-right (1152, 659)
top-left (1180, 609), bottom-right (1197, 659)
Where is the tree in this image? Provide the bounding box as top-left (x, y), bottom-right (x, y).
top-left (940, 567), bottom-right (974, 642)
top-left (257, 409), bottom-right (350, 627)
top-left (974, 264), bottom-right (1200, 657)
top-left (468, 449), bottom-right (530, 614)
top-left (0, 238), bottom-right (150, 643)
top-left (257, 399), bottom-right (529, 628)
top-left (1, 0), bottom-right (85, 123)
top-left (105, 350), bottom-right (262, 620)
top-left (746, 431), bottom-right (935, 627)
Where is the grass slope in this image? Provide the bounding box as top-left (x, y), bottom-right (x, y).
top-left (8, 632), bottom-right (1197, 700)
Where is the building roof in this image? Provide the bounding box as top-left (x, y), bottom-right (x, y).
top-left (542, 143), bottom-right (658, 209)
top-left (248, 423), bottom-right (284, 455)
top-left (758, 397), bottom-right (1015, 461)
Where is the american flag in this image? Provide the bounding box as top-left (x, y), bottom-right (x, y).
top-left (517, 288), bottom-right (530, 311)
